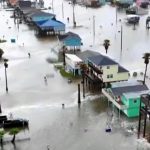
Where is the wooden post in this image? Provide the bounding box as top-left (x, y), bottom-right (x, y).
top-left (138, 100), bottom-right (142, 139)
top-left (93, 15), bottom-right (95, 45)
top-left (78, 84), bottom-right (81, 104)
top-left (143, 106), bottom-right (147, 138)
top-left (120, 24), bottom-right (123, 53)
top-left (0, 104), bottom-right (2, 113)
top-left (82, 73), bottom-right (85, 98)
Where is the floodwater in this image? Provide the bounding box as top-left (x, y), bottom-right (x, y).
top-left (0, 0), bottom-right (150, 150)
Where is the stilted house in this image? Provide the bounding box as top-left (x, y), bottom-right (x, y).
top-left (65, 54), bottom-right (83, 76)
top-left (102, 81), bottom-right (149, 117)
top-left (58, 32), bottom-right (82, 52)
top-left (87, 54), bottom-right (129, 85)
top-left (25, 11), bottom-right (56, 25)
top-left (34, 19), bottom-right (65, 35)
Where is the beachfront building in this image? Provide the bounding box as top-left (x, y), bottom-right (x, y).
top-left (58, 32), bottom-right (82, 52)
top-left (65, 54), bottom-right (83, 76)
top-left (25, 11), bottom-right (56, 24)
top-left (34, 19), bottom-right (65, 35)
top-left (87, 54), bottom-right (129, 85)
top-left (102, 81), bottom-right (149, 117)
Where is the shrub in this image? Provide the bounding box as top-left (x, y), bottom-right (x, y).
top-left (0, 48), bottom-right (4, 59)
top-left (133, 72), bottom-right (137, 77)
top-left (140, 72), bottom-right (144, 76)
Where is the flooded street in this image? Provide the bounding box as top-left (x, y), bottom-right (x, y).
top-left (0, 0), bottom-right (150, 149)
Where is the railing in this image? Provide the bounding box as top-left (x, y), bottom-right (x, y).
top-left (102, 89), bottom-right (127, 110)
top-left (88, 62), bottom-right (103, 75)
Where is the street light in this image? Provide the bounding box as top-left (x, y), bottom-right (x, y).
top-left (4, 59), bottom-right (8, 93)
top-left (72, 0), bottom-right (76, 27)
top-left (118, 19), bottom-right (123, 53)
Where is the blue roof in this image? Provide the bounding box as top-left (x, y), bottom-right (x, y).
top-left (58, 32), bottom-right (81, 41)
top-left (111, 84), bottom-right (149, 96)
top-left (36, 19), bottom-right (65, 31)
top-left (88, 54), bottom-right (118, 66)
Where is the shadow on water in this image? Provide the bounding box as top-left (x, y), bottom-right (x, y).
top-left (81, 97), bottom-right (108, 115)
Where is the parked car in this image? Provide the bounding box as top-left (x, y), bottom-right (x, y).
top-left (126, 7), bottom-right (137, 14)
top-left (125, 15), bottom-right (140, 24)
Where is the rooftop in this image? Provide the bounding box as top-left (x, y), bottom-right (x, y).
top-left (58, 32), bottom-right (81, 41)
top-left (88, 54), bottom-right (118, 66)
top-left (123, 90), bottom-right (150, 99)
top-left (111, 84), bottom-right (149, 96)
top-left (76, 50), bottom-right (100, 62)
top-left (118, 65), bottom-right (129, 73)
top-left (65, 54), bottom-right (83, 62)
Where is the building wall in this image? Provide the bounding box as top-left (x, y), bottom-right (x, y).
top-left (122, 95), bottom-right (141, 117)
top-left (101, 65), bottom-right (118, 82)
top-left (64, 38), bottom-right (81, 47)
top-left (65, 55), bottom-right (82, 75)
top-left (116, 72), bottom-right (129, 81)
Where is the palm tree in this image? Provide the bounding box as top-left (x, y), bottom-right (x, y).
top-left (103, 39), bottom-right (110, 54)
top-left (80, 63), bottom-right (88, 98)
top-left (9, 128), bottom-right (21, 143)
top-left (62, 45), bottom-right (67, 68)
top-left (0, 130), bottom-right (5, 146)
top-left (143, 53), bottom-right (150, 84)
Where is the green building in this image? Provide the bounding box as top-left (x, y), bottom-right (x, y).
top-left (102, 81), bottom-right (149, 118)
top-left (122, 91), bottom-right (149, 117)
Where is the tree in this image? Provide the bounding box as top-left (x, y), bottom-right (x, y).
top-left (9, 128), bottom-right (21, 143)
top-left (0, 48), bottom-right (4, 59)
top-left (142, 53), bottom-right (150, 84)
top-left (0, 130), bottom-right (5, 146)
top-left (62, 45), bottom-right (67, 68)
top-left (80, 63), bottom-right (88, 98)
top-left (103, 39), bottom-right (110, 54)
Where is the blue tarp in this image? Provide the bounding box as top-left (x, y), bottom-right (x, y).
top-left (35, 19), bottom-right (65, 31)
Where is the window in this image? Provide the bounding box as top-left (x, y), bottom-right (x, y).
top-left (107, 66), bottom-right (110, 69)
top-left (107, 74), bottom-right (113, 79)
top-left (110, 74), bottom-right (113, 78)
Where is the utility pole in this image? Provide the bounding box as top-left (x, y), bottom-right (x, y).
top-left (62, 2), bottom-right (64, 19)
top-left (116, 6), bottom-right (117, 26)
top-left (4, 59), bottom-right (8, 93)
top-left (93, 15), bottom-right (95, 45)
top-left (120, 24), bottom-right (123, 53)
top-left (72, 0), bottom-right (76, 27)
top-left (52, 0), bottom-right (54, 13)
top-left (78, 84), bottom-right (81, 104)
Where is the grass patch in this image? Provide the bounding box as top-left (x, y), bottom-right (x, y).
top-left (54, 64), bottom-right (63, 70)
top-left (60, 68), bottom-right (75, 78)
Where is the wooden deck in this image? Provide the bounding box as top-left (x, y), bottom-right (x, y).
top-left (102, 88), bottom-right (127, 110)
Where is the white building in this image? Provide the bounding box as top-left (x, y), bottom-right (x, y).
top-left (65, 54), bottom-right (83, 76)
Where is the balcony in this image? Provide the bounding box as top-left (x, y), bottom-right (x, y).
top-left (88, 62), bottom-right (103, 75)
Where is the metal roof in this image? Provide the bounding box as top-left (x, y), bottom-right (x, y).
top-left (58, 32), bottom-right (81, 41)
top-left (123, 90), bottom-right (150, 99)
top-left (76, 50), bottom-right (100, 62)
top-left (28, 11), bottom-right (55, 18)
top-left (36, 19), bottom-right (65, 28)
top-left (111, 84), bottom-right (149, 96)
top-left (118, 65), bottom-right (129, 73)
top-left (65, 54), bottom-right (82, 62)
top-left (88, 54), bottom-right (118, 66)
